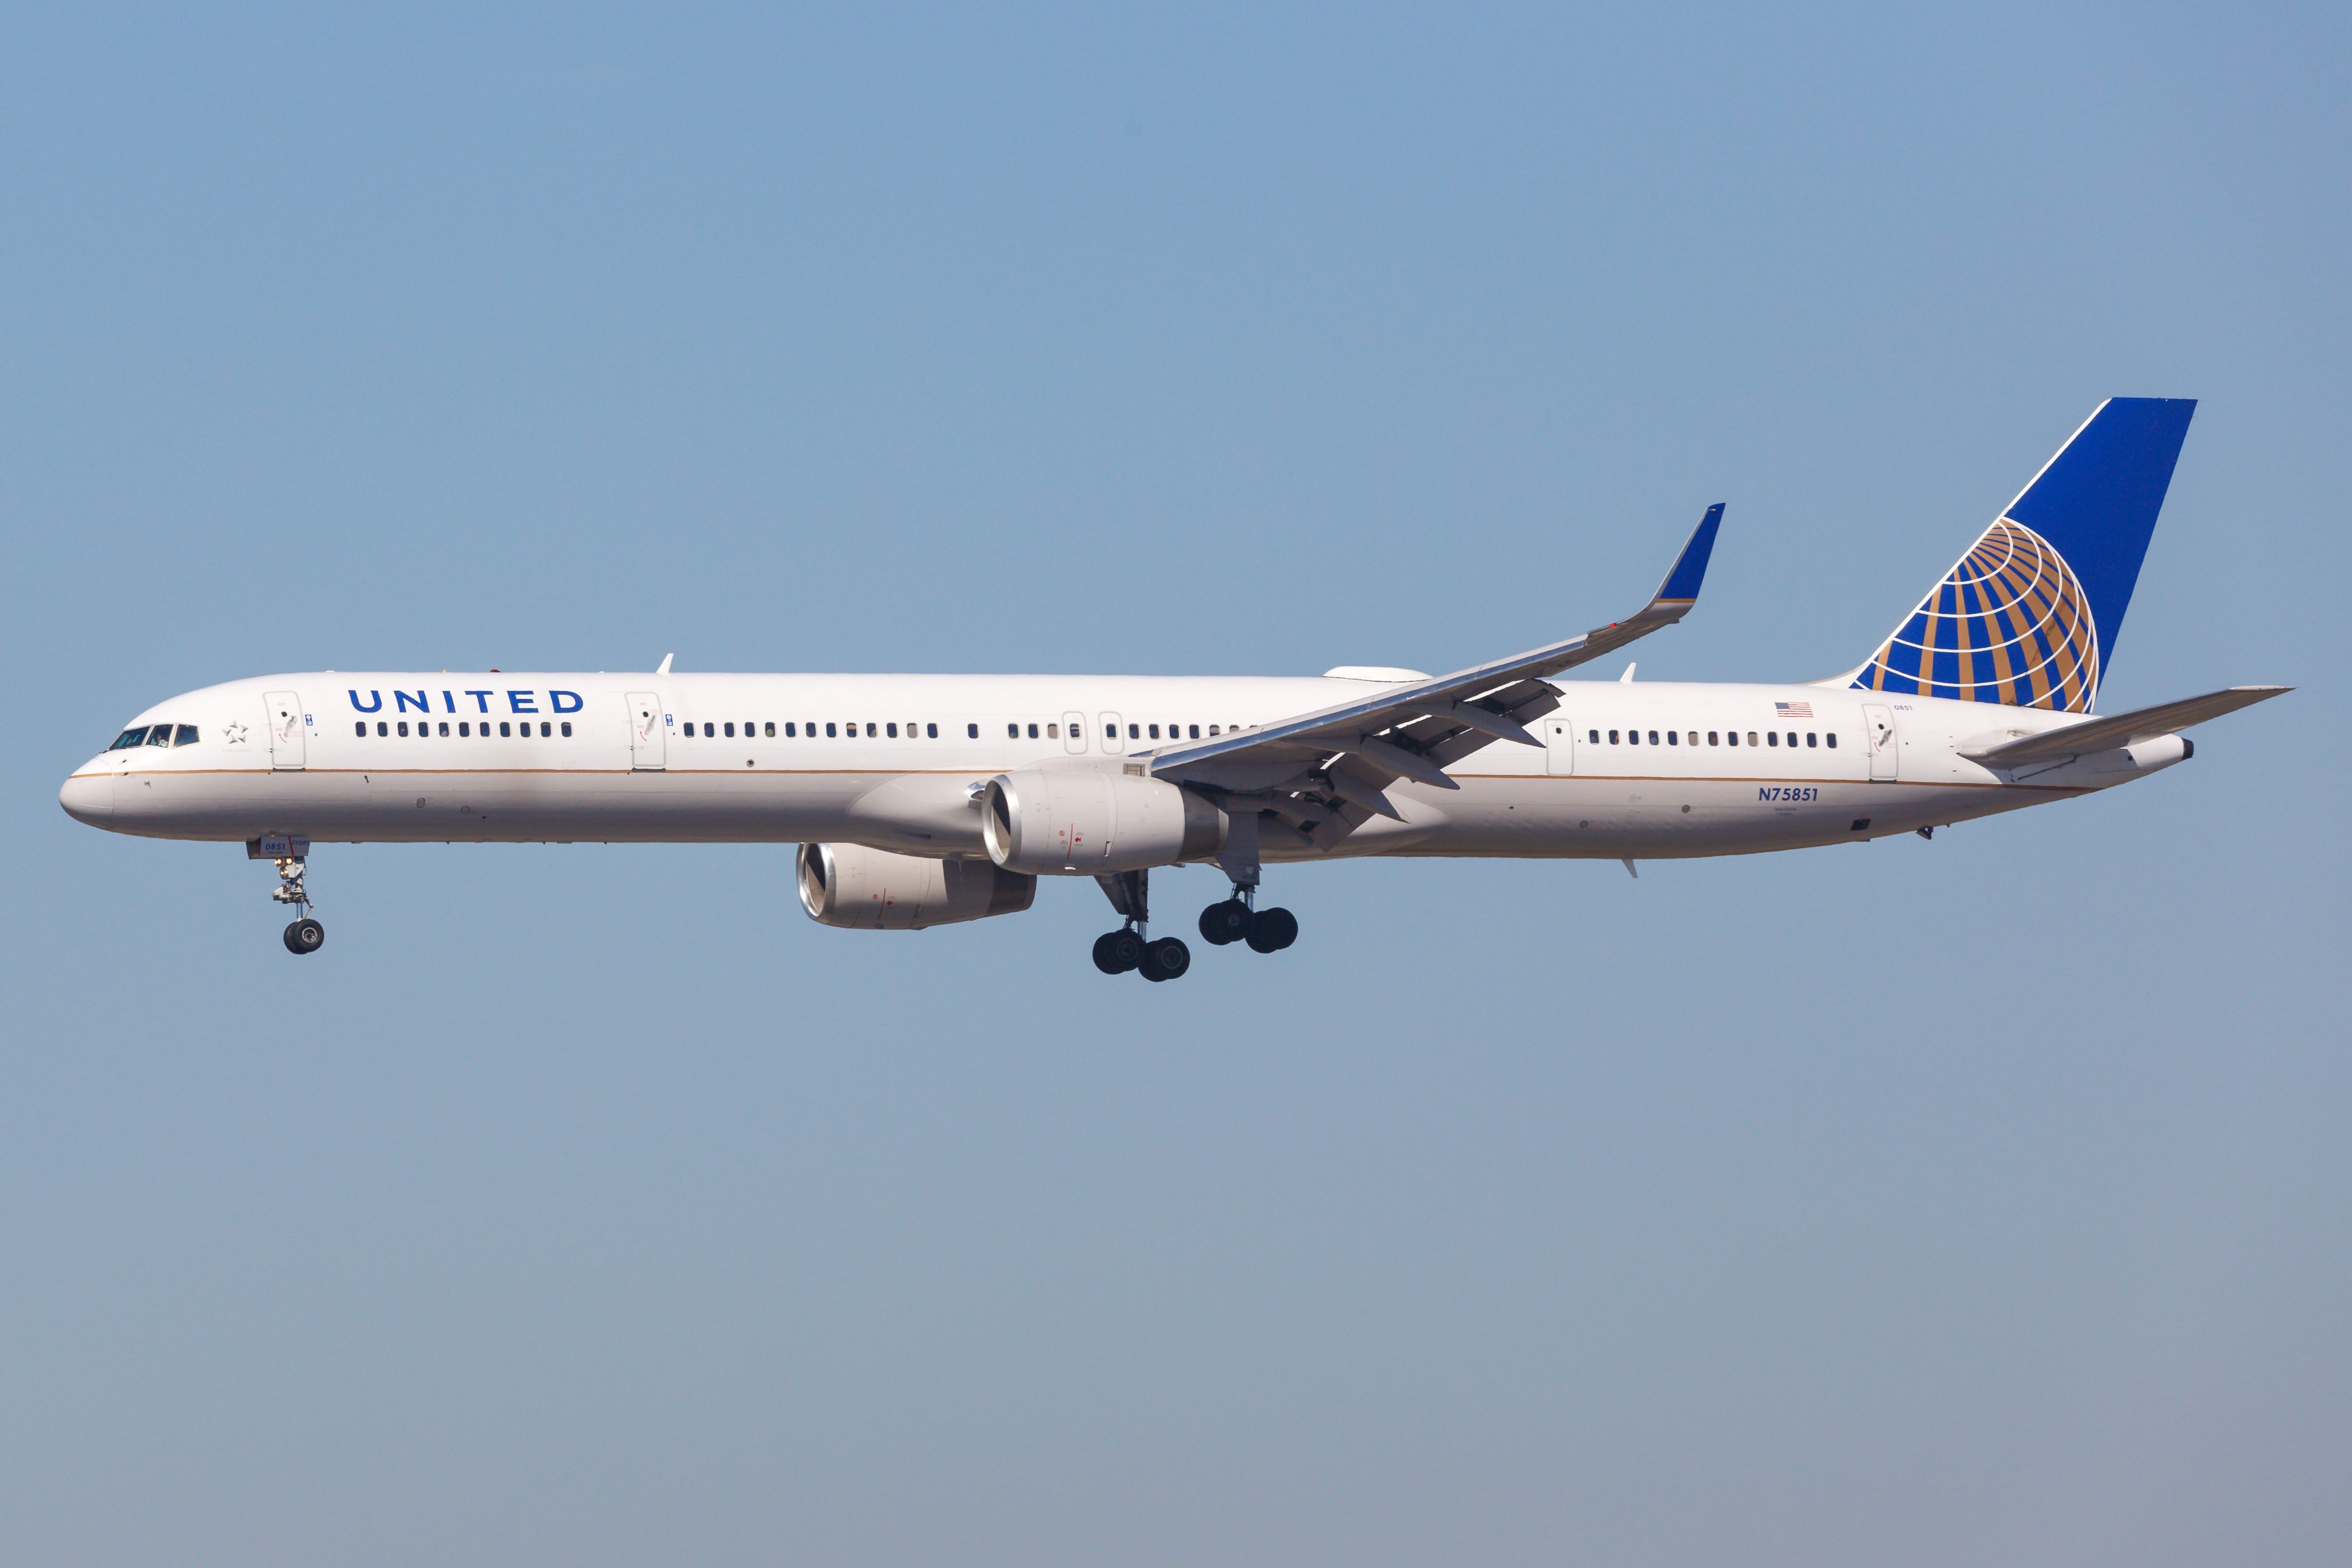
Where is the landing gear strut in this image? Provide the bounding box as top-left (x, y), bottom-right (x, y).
top-left (251, 834), bottom-right (325, 955)
top-left (1092, 867), bottom-right (1190, 981)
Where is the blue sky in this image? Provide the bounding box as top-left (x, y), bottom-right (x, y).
top-left (3, 7), bottom-right (2345, 1564)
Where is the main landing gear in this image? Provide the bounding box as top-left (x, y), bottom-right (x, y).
top-left (1197, 887), bottom-right (1297, 955)
top-left (1091, 867), bottom-right (1191, 981)
top-left (252, 834), bottom-right (325, 955)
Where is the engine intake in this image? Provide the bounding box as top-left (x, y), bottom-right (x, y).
top-left (981, 769), bottom-right (1225, 875)
top-left (796, 843), bottom-right (1035, 930)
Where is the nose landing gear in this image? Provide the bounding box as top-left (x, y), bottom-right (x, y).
top-left (250, 834), bottom-right (324, 955)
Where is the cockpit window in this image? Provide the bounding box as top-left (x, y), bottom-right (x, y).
top-left (110, 727), bottom-right (149, 750)
top-left (146, 725), bottom-right (174, 746)
top-left (174, 725), bottom-right (199, 746)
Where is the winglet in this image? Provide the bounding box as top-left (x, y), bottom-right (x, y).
top-left (656, 652), bottom-right (674, 675)
top-left (1652, 502), bottom-right (1724, 606)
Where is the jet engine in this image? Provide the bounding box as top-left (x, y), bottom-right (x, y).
top-left (795, 843), bottom-right (1035, 930)
top-left (981, 770), bottom-right (1225, 875)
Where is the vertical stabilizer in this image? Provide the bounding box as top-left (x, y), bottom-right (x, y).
top-left (1849, 398), bottom-right (2195, 711)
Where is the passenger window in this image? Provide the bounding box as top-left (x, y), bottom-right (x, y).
top-left (1609, 730), bottom-right (1619, 744)
top-left (886, 723), bottom-right (897, 738)
top-left (397, 721), bottom-right (409, 737)
top-left (1746, 732), bottom-right (1758, 746)
top-left (1708, 731), bottom-right (1719, 746)
top-left (1786, 732), bottom-right (1796, 746)
top-left (500, 721), bottom-right (512, 737)
top-left (927, 723), bottom-right (937, 738)
top-left (704, 722), bottom-right (714, 738)
top-left (1128, 723), bottom-right (1139, 739)
top-left (438, 721), bottom-right (449, 737)
top-left (1047, 723), bottom-right (1058, 739)
top-left (785, 723), bottom-right (796, 737)
top-left (378, 721), bottom-right (389, 736)
top-left (354, 721), bottom-right (366, 737)
top-left (1767, 731), bottom-right (1778, 746)
top-left (765, 722), bottom-right (775, 738)
top-left (1648, 730), bottom-right (1658, 745)
top-left (827, 723), bottom-right (838, 738)
top-left (1688, 733), bottom-right (1697, 746)
top-left (724, 722), bottom-right (735, 738)
top-left (1589, 729), bottom-right (1600, 744)
top-left (540, 722), bottom-right (550, 737)
top-left (1826, 733), bottom-right (1837, 748)
top-left (1806, 732), bottom-right (1817, 747)
top-left (1027, 723), bottom-right (1039, 739)
top-left (560, 722), bottom-right (572, 737)
top-left (1667, 731), bottom-right (1678, 745)
top-left (966, 723), bottom-right (978, 739)
top-left (459, 722), bottom-right (469, 736)
top-left (1148, 724), bottom-right (1160, 739)
top-left (1208, 725), bottom-right (1219, 737)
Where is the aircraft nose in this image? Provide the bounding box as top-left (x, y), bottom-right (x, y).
top-left (59, 769), bottom-right (113, 826)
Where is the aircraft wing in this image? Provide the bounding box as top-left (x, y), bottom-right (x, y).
top-left (1149, 505), bottom-right (1723, 837)
top-left (1959, 685), bottom-right (2292, 769)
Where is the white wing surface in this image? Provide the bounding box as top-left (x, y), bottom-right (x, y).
top-left (1149, 505), bottom-right (1724, 846)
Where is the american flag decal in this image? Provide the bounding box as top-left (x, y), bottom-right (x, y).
top-left (1775, 701), bottom-right (1814, 718)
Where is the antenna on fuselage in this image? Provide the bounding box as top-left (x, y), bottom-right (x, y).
top-left (656, 652), bottom-right (674, 675)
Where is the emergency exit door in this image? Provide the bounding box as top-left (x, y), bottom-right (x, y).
top-left (628, 691), bottom-right (666, 771)
top-left (1545, 716), bottom-right (1577, 775)
top-left (1862, 704), bottom-right (1899, 781)
top-left (263, 690), bottom-right (306, 771)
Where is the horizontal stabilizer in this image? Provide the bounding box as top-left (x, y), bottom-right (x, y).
top-left (1960, 685), bottom-right (2290, 768)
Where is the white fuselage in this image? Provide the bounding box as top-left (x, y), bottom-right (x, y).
top-left (61, 670), bottom-right (2180, 863)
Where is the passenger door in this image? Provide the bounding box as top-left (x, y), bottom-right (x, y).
top-left (628, 691), bottom-right (666, 771)
top-left (1545, 715), bottom-right (1577, 775)
top-left (1861, 704), bottom-right (1898, 781)
top-left (264, 690), bottom-right (306, 771)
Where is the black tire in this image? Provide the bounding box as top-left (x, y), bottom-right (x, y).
top-left (1140, 935), bottom-right (1190, 981)
top-left (1245, 907), bottom-right (1297, 954)
top-left (283, 918), bottom-right (325, 955)
top-left (1198, 899), bottom-right (1250, 945)
top-left (1094, 929), bottom-right (1144, 974)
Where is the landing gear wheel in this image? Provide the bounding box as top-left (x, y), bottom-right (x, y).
top-left (1198, 899), bottom-right (1251, 946)
top-left (1245, 907), bottom-right (1297, 954)
top-left (1093, 929), bottom-right (1144, 975)
top-left (1139, 936), bottom-right (1191, 982)
top-left (283, 918), bottom-right (325, 955)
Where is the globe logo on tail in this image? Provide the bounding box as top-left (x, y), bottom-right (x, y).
top-left (1853, 518), bottom-right (2099, 712)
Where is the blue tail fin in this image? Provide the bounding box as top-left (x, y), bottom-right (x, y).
top-left (1850, 398), bottom-right (2195, 712)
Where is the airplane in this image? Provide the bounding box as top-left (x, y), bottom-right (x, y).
top-left (61, 397), bottom-right (2287, 979)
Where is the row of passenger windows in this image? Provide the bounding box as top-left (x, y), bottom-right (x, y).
top-left (110, 724), bottom-right (198, 750)
top-left (670, 720), bottom-right (1236, 741)
top-left (357, 720), bottom-right (571, 738)
top-left (1589, 727), bottom-right (1834, 749)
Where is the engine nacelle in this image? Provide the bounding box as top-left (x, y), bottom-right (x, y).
top-left (981, 769), bottom-right (1225, 875)
top-left (796, 843), bottom-right (1035, 930)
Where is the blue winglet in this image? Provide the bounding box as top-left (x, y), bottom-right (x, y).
top-left (1654, 502), bottom-right (1724, 604)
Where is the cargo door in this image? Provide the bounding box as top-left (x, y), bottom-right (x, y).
top-left (1545, 715), bottom-right (1577, 775)
top-left (264, 690), bottom-right (306, 771)
top-left (1862, 704), bottom-right (1898, 782)
top-left (628, 691), bottom-right (666, 771)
